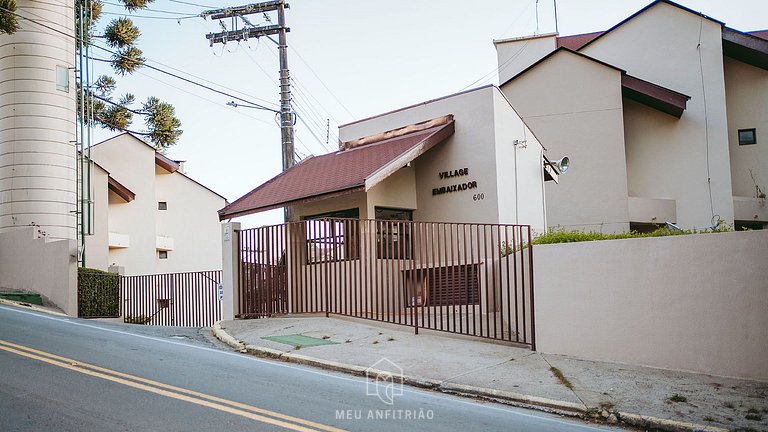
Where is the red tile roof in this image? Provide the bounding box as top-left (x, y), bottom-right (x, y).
top-left (219, 116), bottom-right (455, 220)
top-left (556, 31), bottom-right (604, 50)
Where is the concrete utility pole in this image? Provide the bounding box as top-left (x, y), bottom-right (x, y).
top-left (203, 0), bottom-right (295, 221)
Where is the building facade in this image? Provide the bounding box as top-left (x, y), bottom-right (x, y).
top-left (496, 0), bottom-right (768, 232)
top-left (85, 134), bottom-right (227, 275)
top-left (221, 85), bottom-right (551, 232)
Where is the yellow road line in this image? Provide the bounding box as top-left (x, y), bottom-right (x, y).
top-left (0, 340), bottom-right (346, 432)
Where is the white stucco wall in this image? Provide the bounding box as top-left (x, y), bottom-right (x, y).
top-left (724, 57), bottom-right (768, 208)
top-left (500, 51), bottom-right (630, 233)
top-left (154, 170), bottom-right (226, 272)
top-left (583, 2), bottom-right (735, 228)
top-left (338, 86), bottom-right (545, 228)
top-left (91, 135), bottom-right (158, 274)
top-left (83, 162), bottom-right (109, 270)
top-left (0, 227), bottom-right (77, 315)
top-left (0, 0), bottom-right (77, 241)
top-left (340, 86), bottom-right (501, 224)
top-left (366, 165), bottom-right (418, 218)
top-left (534, 230), bottom-right (768, 381)
top-left (494, 33), bottom-right (557, 86)
top-left (89, 134), bottom-right (226, 275)
top-left (492, 90), bottom-right (547, 234)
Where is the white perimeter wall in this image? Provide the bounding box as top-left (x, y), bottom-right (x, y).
top-left (0, 227), bottom-right (77, 315)
top-left (534, 230), bottom-right (768, 381)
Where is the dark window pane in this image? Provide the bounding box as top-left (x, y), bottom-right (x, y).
top-left (738, 128), bottom-right (756, 145)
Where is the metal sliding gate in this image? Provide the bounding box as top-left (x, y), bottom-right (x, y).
top-left (237, 219), bottom-right (535, 348)
top-left (121, 270), bottom-right (222, 327)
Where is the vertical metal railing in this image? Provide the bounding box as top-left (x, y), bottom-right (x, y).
top-left (237, 219), bottom-right (534, 347)
top-left (121, 270), bottom-right (222, 327)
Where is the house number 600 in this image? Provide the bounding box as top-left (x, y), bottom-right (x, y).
top-left (473, 193), bottom-right (485, 201)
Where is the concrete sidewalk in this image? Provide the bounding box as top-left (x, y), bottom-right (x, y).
top-left (216, 316), bottom-right (767, 432)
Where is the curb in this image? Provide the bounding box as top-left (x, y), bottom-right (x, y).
top-left (211, 324), bottom-right (728, 432)
top-left (0, 298), bottom-right (68, 317)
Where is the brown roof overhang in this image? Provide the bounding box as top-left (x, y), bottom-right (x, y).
top-left (621, 74), bottom-right (690, 118)
top-left (107, 176), bottom-right (135, 202)
top-left (556, 31), bottom-right (604, 50)
top-left (219, 116), bottom-right (455, 220)
top-left (155, 153), bottom-right (179, 173)
top-left (723, 27), bottom-right (768, 71)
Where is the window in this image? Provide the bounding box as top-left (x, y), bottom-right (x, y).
top-left (55, 65), bottom-right (69, 92)
top-left (375, 207), bottom-right (413, 259)
top-left (304, 208), bottom-right (359, 263)
top-left (738, 128), bottom-right (757, 145)
top-left (158, 250), bottom-right (168, 259)
top-left (158, 201), bottom-right (168, 210)
top-left (404, 264), bottom-right (480, 307)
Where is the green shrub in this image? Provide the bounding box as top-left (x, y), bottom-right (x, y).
top-left (78, 267), bottom-right (120, 318)
top-left (123, 315), bottom-right (151, 325)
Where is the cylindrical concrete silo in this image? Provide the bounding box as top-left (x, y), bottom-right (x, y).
top-left (0, 0), bottom-right (77, 241)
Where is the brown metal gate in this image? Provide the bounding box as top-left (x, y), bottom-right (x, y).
top-left (121, 270), bottom-right (222, 326)
top-left (237, 219), bottom-right (535, 348)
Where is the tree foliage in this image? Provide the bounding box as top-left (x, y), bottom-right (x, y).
top-left (0, 0), bottom-right (19, 34)
top-left (8, 0), bottom-right (182, 148)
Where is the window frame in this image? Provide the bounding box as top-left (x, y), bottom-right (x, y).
top-left (158, 250), bottom-right (168, 259)
top-left (738, 128), bottom-right (757, 146)
top-left (303, 208), bottom-right (360, 263)
top-left (374, 207), bottom-right (414, 260)
top-left (158, 201), bottom-right (168, 210)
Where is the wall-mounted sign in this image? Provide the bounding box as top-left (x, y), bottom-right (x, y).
top-left (432, 167), bottom-right (478, 196)
top-left (439, 168), bottom-right (469, 179)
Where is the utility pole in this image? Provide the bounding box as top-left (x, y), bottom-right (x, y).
top-left (202, 0), bottom-right (295, 221)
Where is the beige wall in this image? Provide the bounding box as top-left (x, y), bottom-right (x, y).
top-left (89, 134), bottom-right (226, 275)
top-left (724, 57), bottom-right (768, 209)
top-left (501, 51), bottom-right (630, 233)
top-left (494, 33), bottom-right (557, 86)
top-left (84, 163), bottom-right (109, 270)
top-left (0, 0), bottom-right (77, 241)
top-left (339, 86), bottom-right (546, 229)
top-left (492, 90), bottom-right (547, 233)
top-left (0, 227), bottom-right (77, 315)
top-left (91, 135), bottom-right (158, 274)
top-left (534, 230), bottom-right (768, 381)
top-left (584, 2), bottom-right (735, 228)
top-left (293, 192), bottom-right (368, 220)
top-left (155, 171), bottom-right (225, 272)
top-left (366, 166), bottom-right (417, 218)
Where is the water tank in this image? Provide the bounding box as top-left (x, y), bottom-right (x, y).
top-left (0, 0), bottom-right (77, 240)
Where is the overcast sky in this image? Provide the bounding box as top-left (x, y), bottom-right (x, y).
top-left (89, 0), bottom-right (768, 228)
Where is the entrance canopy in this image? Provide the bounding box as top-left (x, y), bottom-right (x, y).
top-left (219, 115), bottom-right (455, 220)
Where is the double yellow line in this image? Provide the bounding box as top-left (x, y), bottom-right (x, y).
top-left (0, 339), bottom-right (345, 432)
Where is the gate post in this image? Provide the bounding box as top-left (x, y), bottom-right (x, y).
top-left (221, 222), bottom-right (241, 321)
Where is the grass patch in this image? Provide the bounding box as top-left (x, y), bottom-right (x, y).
top-left (549, 367), bottom-right (573, 390)
top-left (293, 344), bottom-right (301, 350)
top-left (746, 408), bottom-right (759, 414)
top-left (321, 335), bottom-right (330, 340)
top-left (387, 337), bottom-right (396, 342)
top-left (703, 416), bottom-right (716, 422)
top-left (724, 401), bottom-right (735, 409)
top-left (502, 220), bottom-right (731, 255)
top-left (372, 340), bottom-right (379, 345)
top-left (668, 394), bottom-right (687, 403)
top-left (745, 413), bottom-right (762, 421)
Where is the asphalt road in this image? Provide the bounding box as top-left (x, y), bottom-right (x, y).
top-left (0, 305), bottom-right (628, 432)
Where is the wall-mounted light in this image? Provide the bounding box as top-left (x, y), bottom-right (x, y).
top-left (547, 156), bottom-right (570, 174)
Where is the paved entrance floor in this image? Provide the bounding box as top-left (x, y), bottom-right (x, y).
top-left (218, 316), bottom-right (767, 432)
